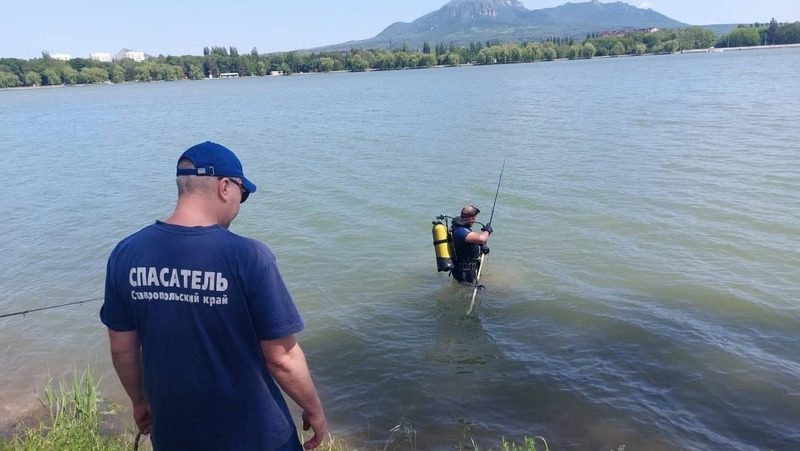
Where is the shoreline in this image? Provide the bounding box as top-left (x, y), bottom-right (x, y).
top-left (682, 42), bottom-right (800, 53)
top-left (2, 43), bottom-right (799, 91)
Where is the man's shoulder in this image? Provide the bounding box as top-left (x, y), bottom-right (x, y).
top-left (227, 232), bottom-right (272, 253)
top-left (108, 223), bottom-right (275, 263)
top-left (111, 222), bottom-right (159, 249)
top-left (452, 224), bottom-right (471, 235)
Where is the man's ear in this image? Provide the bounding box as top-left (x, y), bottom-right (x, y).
top-left (217, 178), bottom-right (232, 202)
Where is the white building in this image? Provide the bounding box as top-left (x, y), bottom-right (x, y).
top-left (50, 53), bottom-right (71, 61)
top-left (114, 49), bottom-right (146, 62)
top-left (90, 52), bottom-right (113, 62)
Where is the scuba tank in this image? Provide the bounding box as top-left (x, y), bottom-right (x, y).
top-left (431, 217), bottom-right (454, 272)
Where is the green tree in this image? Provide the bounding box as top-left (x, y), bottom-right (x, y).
top-left (185, 63), bottom-right (203, 79)
top-left (345, 54), bottom-right (368, 71)
top-left (40, 68), bottom-right (61, 85)
top-left (523, 42), bottom-right (543, 61)
top-left (67, 58), bottom-right (87, 72)
top-left (677, 26), bottom-right (716, 50)
top-left (642, 33), bottom-right (662, 49)
top-left (566, 45), bottom-right (580, 60)
top-left (393, 51), bottom-right (411, 68)
top-left (109, 64), bottom-right (125, 83)
top-left (0, 71), bottom-right (21, 88)
top-left (24, 71), bottom-right (41, 86)
top-left (374, 50), bottom-right (394, 69)
top-left (476, 48), bottom-right (494, 64)
top-left (580, 42), bottom-right (596, 59)
top-left (444, 52), bottom-right (461, 66)
top-left (78, 67), bottom-right (109, 84)
top-left (766, 18), bottom-right (779, 45)
top-left (0, 58), bottom-right (26, 79)
top-left (776, 22), bottom-right (800, 44)
top-left (659, 39), bottom-right (679, 53)
top-left (62, 66), bottom-right (79, 84)
top-left (203, 58), bottom-right (218, 78)
top-left (422, 42), bottom-right (431, 54)
top-left (610, 41), bottom-right (626, 56)
top-left (255, 61), bottom-right (267, 76)
top-left (238, 55), bottom-right (255, 76)
top-left (720, 27), bottom-right (761, 47)
top-left (167, 64), bottom-right (184, 80)
top-left (134, 66), bottom-right (150, 82)
top-left (418, 53), bottom-right (437, 67)
top-left (318, 57), bottom-right (336, 72)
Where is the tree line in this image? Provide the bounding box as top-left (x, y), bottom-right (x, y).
top-left (714, 19), bottom-right (800, 47)
top-left (1, 21), bottom-right (799, 89)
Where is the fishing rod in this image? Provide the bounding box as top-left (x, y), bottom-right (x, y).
top-left (486, 159), bottom-right (506, 227)
top-left (0, 297), bottom-right (102, 319)
top-left (467, 160), bottom-right (506, 315)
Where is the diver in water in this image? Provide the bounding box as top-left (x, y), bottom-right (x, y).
top-left (450, 204), bottom-right (492, 284)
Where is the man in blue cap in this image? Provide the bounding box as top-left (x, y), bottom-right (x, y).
top-left (101, 141), bottom-right (327, 450)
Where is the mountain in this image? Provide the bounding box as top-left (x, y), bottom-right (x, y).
top-left (314, 0), bottom-right (688, 51)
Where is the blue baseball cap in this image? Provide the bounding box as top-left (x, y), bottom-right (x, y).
top-left (176, 141), bottom-right (257, 194)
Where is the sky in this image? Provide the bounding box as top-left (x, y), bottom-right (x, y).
top-left (1, 0), bottom-right (797, 59)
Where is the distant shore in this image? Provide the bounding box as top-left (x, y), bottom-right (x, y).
top-left (682, 42), bottom-right (800, 53)
top-left (2, 43), bottom-right (799, 92)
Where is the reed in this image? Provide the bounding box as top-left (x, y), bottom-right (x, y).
top-left (0, 368), bottom-right (134, 451)
top-left (1, 368), bottom-right (546, 451)
top-left (500, 435), bottom-right (550, 451)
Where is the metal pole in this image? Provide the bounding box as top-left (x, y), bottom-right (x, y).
top-left (487, 159), bottom-right (506, 226)
top-left (466, 254), bottom-right (485, 316)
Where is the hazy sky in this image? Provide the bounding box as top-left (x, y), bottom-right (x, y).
top-left (1, 0), bottom-right (797, 59)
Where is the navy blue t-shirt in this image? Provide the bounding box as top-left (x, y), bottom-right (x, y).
top-left (451, 225), bottom-right (480, 262)
top-left (101, 221), bottom-right (304, 451)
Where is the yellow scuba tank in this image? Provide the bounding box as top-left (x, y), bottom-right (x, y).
top-left (432, 220), bottom-right (454, 272)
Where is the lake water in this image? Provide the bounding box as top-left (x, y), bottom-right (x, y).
top-left (1, 49), bottom-right (799, 450)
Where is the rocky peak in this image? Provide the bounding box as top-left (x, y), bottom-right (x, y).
top-left (440, 0), bottom-right (529, 23)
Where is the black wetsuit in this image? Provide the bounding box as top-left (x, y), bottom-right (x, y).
top-left (450, 218), bottom-right (482, 283)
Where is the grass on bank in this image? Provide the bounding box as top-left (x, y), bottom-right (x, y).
top-left (0, 368), bottom-right (547, 451)
top-left (0, 368), bottom-right (134, 451)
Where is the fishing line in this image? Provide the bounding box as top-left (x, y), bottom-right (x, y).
top-left (0, 297), bottom-right (102, 319)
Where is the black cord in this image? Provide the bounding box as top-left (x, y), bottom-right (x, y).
top-left (133, 431), bottom-right (142, 451)
top-left (0, 297), bottom-right (101, 319)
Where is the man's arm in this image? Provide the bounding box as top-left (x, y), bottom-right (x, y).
top-left (465, 229), bottom-right (490, 245)
top-left (108, 330), bottom-right (152, 434)
top-left (261, 335), bottom-right (327, 450)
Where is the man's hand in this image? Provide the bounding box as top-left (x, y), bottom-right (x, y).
top-left (481, 223), bottom-right (493, 235)
top-left (133, 402), bottom-right (153, 434)
top-left (302, 410), bottom-right (328, 449)
top-left (261, 336), bottom-right (327, 450)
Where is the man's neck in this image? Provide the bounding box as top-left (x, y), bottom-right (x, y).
top-left (165, 197), bottom-right (221, 227)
